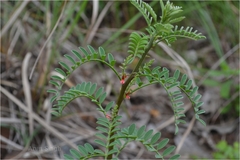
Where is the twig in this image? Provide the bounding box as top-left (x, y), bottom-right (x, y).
top-left (158, 42), bottom-right (197, 88)
top-left (0, 135), bottom-right (24, 150)
top-left (0, 85), bottom-right (78, 151)
top-left (0, 1), bottom-right (29, 38)
top-left (85, 1), bottom-right (113, 44)
top-left (175, 116), bottom-right (196, 154)
top-left (7, 21), bottom-right (21, 57)
top-left (157, 103), bottom-right (191, 131)
top-left (29, 0), bottom-right (67, 79)
top-left (22, 52), bottom-right (33, 136)
top-left (198, 43), bottom-right (240, 85)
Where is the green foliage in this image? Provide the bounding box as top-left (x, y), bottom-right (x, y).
top-left (48, 0), bottom-right (206, 159)
top-left (131, 0), bottom-right (205, 46)
top-left (212, 140), bottom-right (239, 159)
top-left (128, 32), bottom-right (149, 60)
top-left (128, 64), bottom-right (205, 134)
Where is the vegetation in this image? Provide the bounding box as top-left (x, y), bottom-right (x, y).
top-left (48, 0), bottom-right (206, 159)
top-left (1, 0), bottom-right (238, 159)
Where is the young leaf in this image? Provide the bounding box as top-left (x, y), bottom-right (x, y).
top-left (71, 50), bottom-right (83, 61)
top-left (64, 54), bottom-right (76, 65)
top-left (84, 143), bottom-right (94, 154)
top-left (108, 148), bottom-right (118, 155)
top-left (143, 129), bottom-right (153, 141)
top-left (196, 118), bottom-right (206, 126)
top-left (176, 119), bottom-right (186, 124)
top-left (180, 74), bottom-right (187, 86)
top-left (108, 53), bottom-right (116, 66)
top-left (128, 124), bottom-right (136, 135)
top-left (170, 154), bottom-right (181, 160)
top-left (80, 82), bottom-right (86, 91)
top-left (105, 101), bottom-right (114, 112)
top-left (168, 82), bottom-right (179, 90)
top-left (196, 101), bottom-right (204, 108)
top-left (137, 125), bottom-right (146, 138)
top-left (51, 75), bottom-right (63, 81)
top-left (55, 68), bottom-right (67, 77)
top-left (47, 89), bottom-right (57, 94)
top-left (95, 133), bottom-right (107, 139)
top-left (85, 82), bottom-right (91, 93)
top-left (94, 149), bottom-right (104, 155)
top-left (142, 1), bottom-right (157, 22)
top-left (150, 132), bottom-right (161, 144)
top-left (155, 154), bottom-right (163, 158)
top-left (50, 95), bottom-right (58, 103)
top-left (157, 138), bottom-right (169, 150)
top-left (89, 83), bottom-right (97, 95)
top-left (88, 45), bottom-right (96, 54)
top-left (162, 146), bottom-right (176, 156)
top-left (78, 145), bottom-right (87, 156)
top-left (64, 154), bottom-right (74, 160)
top-left (158, 70), bottom-right (169, 78)
top-left (194, 94), bottom-right (202, 102)
top-left (70, 149), bottom-right (81, 158)
top-left (99, 92), bottom-right (107, 104)
top-left (173, 95), bottom-right (183, 101)
top-left (130, 0), bottom-right (152, 26)
top-left (95, 87), bottom-right (104, 99)
top-left (99, 47), bottom-right (106, 60)
top-left (97, 117), bottom-right (110, 124)
top-left (51, 111), bottom-right (60, 117)
top-left (185, 79), bottom-right (192, 90)
top-left (175, 101), bottom-right (184, 107)
top-left (173, 70), bottom-right (180, 81)
top-left (95, 139), bottom-right (106, 147)
top-left (196, 110), bottom-right (205, 115)
top-left (175, 124), bottom-right (179, 135)
top-left (96, 126), bottom-right (108, 133)
top-left (59, 61), bottom-right (71, 72)
top-left (96, 121), bottom-right (109, 128)
top-left (79, 47), bottom-right (89, 57)
top-left (190, 86), bottom-right (198, 97)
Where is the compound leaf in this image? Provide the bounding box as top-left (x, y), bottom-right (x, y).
top-left (162, 146), bottom-right (176, 156)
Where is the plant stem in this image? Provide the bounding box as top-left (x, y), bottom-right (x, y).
top-left (116, 35), bottom-right (155, 109)
top-left (106, 35), bottom-right (155, 159)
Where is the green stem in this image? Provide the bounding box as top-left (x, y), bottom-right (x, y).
top-left (106, 35), bottom-right (155, 159)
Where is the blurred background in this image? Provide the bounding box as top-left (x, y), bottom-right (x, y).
top-left (1, 0), bottom-right (239, 159)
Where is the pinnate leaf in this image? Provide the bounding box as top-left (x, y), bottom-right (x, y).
top-left (163, 145), bottom-right (176, 156)
top-left (84, 143), bottom-right (94, 154)
top-left (95, 87), bottom-right (104, 99)
top-left (128, 124), bottom-right (136, 135)
top-left (137, 125), bottom-right (146, 138)
top-left (71, 50), bottom-right (82, 61)
top-left (64, 54), bottom-right (76, 65)
top-left (89, 83), bottom-right (97, 95)
top-left (59, 61), bottom-right (71, 72)
top-left (78, 145), bottom-right (87, 156)
top-left (143, 129), bottom-right (153, 141)
top-left (55, 68), bottom-right (66, 77)
top-left (70, 149), bottom-right (81, 158)
top-left (99, 92), bottom-right (107, 104)
top-left (64, 154), bottom-right (74, 160)
top-left (157, 138), bottom-right (169, 150)
top-left (105, 101), bottom-right (114, 112)
top-left (170, 154), bottom-right (181, 160)
top-left (150, 132), bottom-right (161, 144)
top-left (95, 139), bottom-right (106, 147)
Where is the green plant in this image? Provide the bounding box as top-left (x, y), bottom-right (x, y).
top-left (48, 0), bottom-right (206, 159)
top-left (213, 140), bottom-right (239, 159)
